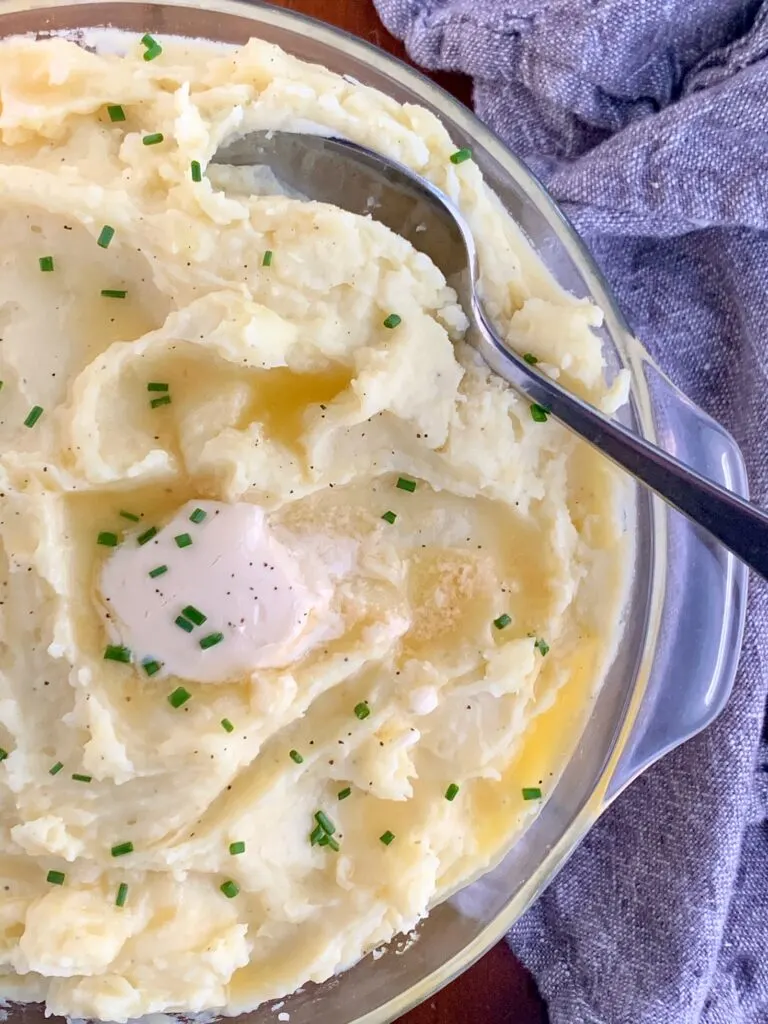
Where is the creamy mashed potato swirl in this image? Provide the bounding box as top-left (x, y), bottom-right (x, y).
top-left (0, 33), bottom-right (630, 1021)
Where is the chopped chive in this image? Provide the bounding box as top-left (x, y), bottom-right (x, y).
top-left (140, 32), bottom-right (159, 48)
top-left (445, 783), bottom-right (460, 802)
top-left (0, 382), bottom-right (3, 390)
top-left (147, 382), bottom-right (169, 392)
top-left (24, 406), bottom-right (44, 428)
top-left (318, 834), bottom-right (340, 851)
top-left (337, 786), bottom-right (351, 801)
top-left (111, 841), bottom-right (134, 857)
top-left (137, 526), bottom-right (157, 545)
top-left (522, 786), bottom-right (542, 801)
top-left (148, 564), bottom-right (167, 578)
top-left (189, 507), bottom-right (206, 524)
top-left (396, 476), bottom-right (416, 492)
top-left (49, 761), bottom-right (63, 776)
top-left (379, 830), bottom-right (395, 846)
top-left (119, 510), bottom-right (141, 522)
top-left (97, 225), bottom-right (115, 249)
top-left (449, 147), bottom-right (472, 164)
top-left (229, 841), bottom-right (245, 855)
top-left (381, 510), bottom-right (397, 524)
top-left (39, 256), bottom-right (54, 272)
top-left (493, 613), bottom-right (511, 630)
top-left (115, 882), bottom-right (129, 907)
top-left (141, 658), bottom-right (162, 677)
top-left (175, 615), bottom-right (194, 633)
top-left (143, 45), bottom-right (162, 62)
top-left (47, 870), bottom-right (65, 885)
top-left (168, 686), bottom-right (191, 708)
top-left (101, 289), bottom-right (127, 299)
top-left (0, 749), bottom-right (8, 761)
top-left (199, 632), bottom-right (224, 650)
top-left (174, 533), bottom-right (192, 549)
top-left (262, 250), bottom-right (273, 267)
top-left (97, 531), bottom-right (119, 547)
top-left (523, 353), bottom-right (539, 365)
top-left (182, 604), bottom-right (206, 626)
top-left (530, 403), bottom-right (550, 423)
top-left (72, 773), bottom-right (92, 783)
top-left (289, 749), bottom-right (303, 764)
top-left (220, 880), bottom-right (239, 898)
top-left (150, 395), bottom-right (172, 409)
top-left (104, 644), bottom-right (132, 663)
top-left (354, 701), bottom-right (370, 721)
top-left (221, 718), bottom-right (235, 733)
top-left (534, 637), bottom-right (550, 656)
top-left (315, 810), bottom-right (336, 835)
top-left (142, 133), bottom-right (164, 146)
top-left (107, 104), bottom-right (126, 122)
top-left (309, 824), bottom-right (325, 846)
top-left (190, 160), bottom-right (202, 182)
top-left (382, 313), bottom-right (401, 329)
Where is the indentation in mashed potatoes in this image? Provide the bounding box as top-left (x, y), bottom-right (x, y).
top-left (0, 33), bottom-right (630, 1021)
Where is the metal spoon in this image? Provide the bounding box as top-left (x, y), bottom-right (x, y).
top-left (213, 131), bottom-right (768, 581)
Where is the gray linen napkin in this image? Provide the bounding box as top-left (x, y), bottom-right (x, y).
top-left (371, 2), bottom-right (768, 1022)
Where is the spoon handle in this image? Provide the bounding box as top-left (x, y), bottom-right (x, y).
top-left (472, 302), bottom-right (768, 581)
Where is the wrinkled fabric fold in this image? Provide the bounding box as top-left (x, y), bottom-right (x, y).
top-left (373, 1), bottom-right (768, 1022)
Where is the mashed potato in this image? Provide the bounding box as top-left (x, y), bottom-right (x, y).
top-left (0, 32), bottom-right (630, 1021)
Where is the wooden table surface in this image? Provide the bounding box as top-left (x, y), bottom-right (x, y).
top-left (268, 2), bottom-right (550, 1023)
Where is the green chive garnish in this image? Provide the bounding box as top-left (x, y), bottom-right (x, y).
top-left (97, 225), bottom-right (115, 249)
top-left (168, 686), bottom-right (191, 708)
top-left (104, 644), bottom-right (132, 663)
top-left (24, 406), bottom-right (44, 428)
top-left (220, 880), bottom-right (239, 898)
top-left (221, 718), bottom-right (234, 733)
top-left (189, 507), bottom-right (206, 524)
top-left (72, 773), bottom-right (92, 783)
top-left (182, 605), bottom-right (206, 626)
top-left (199, 632), bottom-right (224, 650)
top-left (289, 749), bottom-right (303, 764)
top-left (137, 526), bottom-right (157, 545)
top-left (101, 289), bottom-right (127, 299)
top-left (175, 615), bottom-right (194, 633)
top-left (522, 787), bottom-right (542, 801)
top-left (47, 870), bottom-right (65, 885)
top-left (530, 403), bottom-right (550, 423)
top-left (49, 761), bottom-right (63, 776)
top-left (534, 637), bottom-right (550, 656)
top-left (381, 510), bottom-right (397, 524)
top-left (315, 810), bottom-right (336, 835)
top-left (337, 787), bottom-right (351, 801)
top-left (379, 831), bottom-right (395, 846)
top-left (119, 510), bottom-right (141, 522)
top-left (445, 783), bottom-right (460, 802)
top-left (147, 382), bottom-right (169, 392)
top-left (449, 147), bottom-right (472, 164)
top-left (523, 353), bottom-right (539, 365)
top-left (142, 133), bottom-right (164, 146)
top-left (318, 834), bottom-right (340, 852)
top-left (115, 882), bottom-right (129, 907)
top-left (229, 841), bottom-right (245, 855)
top-left (141, 32), bottom-right (158, 48)
top-left (493, 614), bottom-right (511, 630)
top-left (190, 160), bottom-right (202, 182)
top-left (107, 104), bottom-right (126, 123)
top-left (174, 533), bottom-right (192, 549)
top-left (396, 476), bottom-right (416, 492)
top-left (148, 565), bottom-right (167, 578)
top-left (0, 749), bottom-right (8, 761)
top-left (141, 34), bottom-right (163, 61)
top-left (309, 824), bottom-right (325, 846)
top-left (383, 313), bottom-right (401, 329)
top-left (111, 841), bottom-right (134, 857)
top-left (97, 531), bottom-right (119, 547)
top-left (262, 250), bottom-right (273, 267)
top-left (354, 702), bottom-right (370, 721)
top-left (150, 395), bottom-right (172, 409)
top-left (142, 658), bottom-right (162, 677)
top-left (39, 256), bottom-right (54, 272)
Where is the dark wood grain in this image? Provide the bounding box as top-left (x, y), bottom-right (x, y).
top-left (267, 3), bottom-right (548, 1022)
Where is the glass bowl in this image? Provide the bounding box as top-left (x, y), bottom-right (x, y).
top-left (0, 2), bottom-right (749, 1022)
